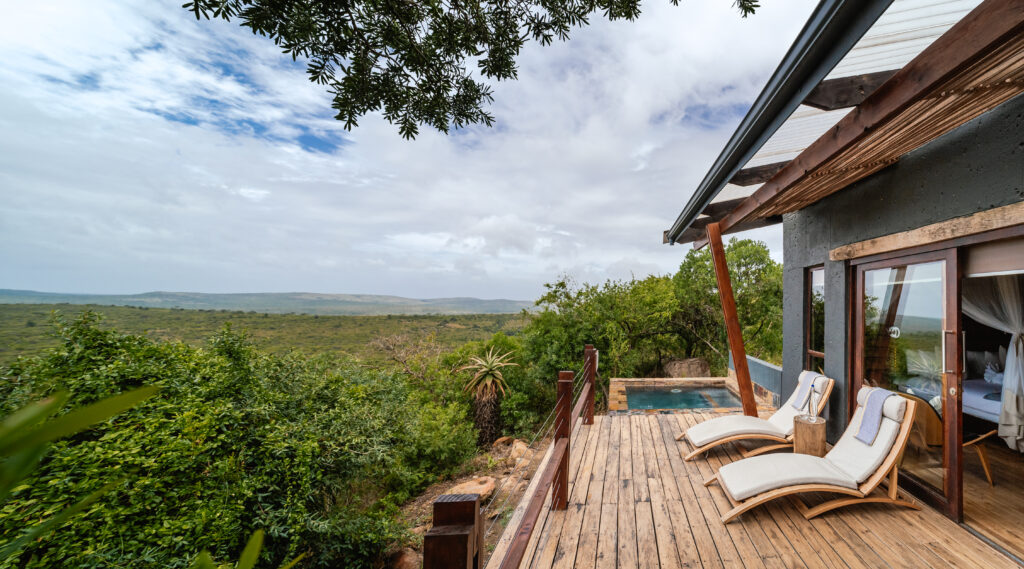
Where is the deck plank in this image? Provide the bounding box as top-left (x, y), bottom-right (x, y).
top-left (654, 414), bottom-right (727, 569)
top-left (528, 416), bottom-right (599, 569)
top-left (602, 416), bottom-right (621, 504)
top-left (630, 415), bottom-right (650, 503)
top-left (488, 411), bottom-right (1022, 569)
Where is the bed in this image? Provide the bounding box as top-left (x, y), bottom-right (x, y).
top-left (897, 376), bottom-right (1002, 423)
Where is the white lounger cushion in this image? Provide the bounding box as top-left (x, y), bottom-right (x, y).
top-left (826, 403), bottom-right (902, 483)
top-left (768, 371), bottom-right (831, 434)
top-left (718, 453), bottom-right (858, 501)
top-left (716, 388), bottom-right (908, 501)
top-left (685, 415), bottom-right (786, 447)
top-left (686, 371), bottom-right (831, 448)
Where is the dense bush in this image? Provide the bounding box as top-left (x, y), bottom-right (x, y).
top-left (0, 313), bottom-right (475, 568)
top-left (511, 238), bottom-right (783, 420)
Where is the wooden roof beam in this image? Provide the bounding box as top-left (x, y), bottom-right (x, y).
top-left (701, 198), bottom-right (748, 218)
top-left (685, 215), bottom-right (783, 248)
top-left (717, 0), bottom-right (1024, 235)
top-left (803, 70), bottom-right (899, 111)
top-left (728, 161), bottom-right (788, 186)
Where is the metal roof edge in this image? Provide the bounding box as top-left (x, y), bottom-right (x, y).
top-left (664, 0), bottom-right (895, 245)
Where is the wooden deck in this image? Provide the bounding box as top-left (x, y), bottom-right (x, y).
top-left (488, 411), bottom-right (1021, 569)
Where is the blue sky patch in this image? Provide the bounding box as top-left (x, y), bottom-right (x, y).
top-left (296, 128), bottom-right (345, 153)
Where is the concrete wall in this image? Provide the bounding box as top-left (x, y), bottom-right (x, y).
top-left (781, 93), bottom-right (1024, 441)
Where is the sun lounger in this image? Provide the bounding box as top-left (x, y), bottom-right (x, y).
top-left (677, 371), bottom-right (834, 461)
top-left (705, 386), bottom-right (920, 523)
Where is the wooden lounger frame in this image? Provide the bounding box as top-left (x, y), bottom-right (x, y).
top-left (705, 398), bottom-right (920, 523)
top-left (677, 378), bottom-right (835, 462)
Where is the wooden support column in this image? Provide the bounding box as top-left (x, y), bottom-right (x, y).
top-left (706, 222), bottom-right (758, 417)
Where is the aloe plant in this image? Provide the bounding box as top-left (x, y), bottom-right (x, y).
top-left (460, 348), bottom-right (517, 445)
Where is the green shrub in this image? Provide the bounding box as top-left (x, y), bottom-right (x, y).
top-left (0, 313), bottom-right (475, 568)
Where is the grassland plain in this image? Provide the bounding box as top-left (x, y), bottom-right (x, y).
top-left (0, 304), bottom-right (527, 364)
top-left (0, 289), bottom-right (533, 315)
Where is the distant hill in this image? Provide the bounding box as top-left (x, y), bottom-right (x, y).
top-left (0, 289), bottom-right (533, 316)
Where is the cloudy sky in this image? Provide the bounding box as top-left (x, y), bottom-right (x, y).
top-left (1, 1), bottom-right (815, 300)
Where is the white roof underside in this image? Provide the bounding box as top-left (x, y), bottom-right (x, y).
top-left (705, 0), bottom-right (983, 208)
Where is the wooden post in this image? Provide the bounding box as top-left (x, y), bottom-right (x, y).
top-left (706, 222), bottom-right (758, 417)
top-left (422, 493), bottom-right (481, 569)
top-left (793, 416), bottom-right (827, 457)
top-left (583, 345), bottom-right (596, 425)
top-left (553, 372), bottom-right (572, 510)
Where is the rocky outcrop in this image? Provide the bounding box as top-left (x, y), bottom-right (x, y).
top-left (445, 476), bottom-right (496, 500)
top-left (663, 357), bottom-right (710, 378)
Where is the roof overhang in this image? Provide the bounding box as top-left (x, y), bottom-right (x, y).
top-left (664, 0), bottom-right (895, 244)
top-left (666, 0), bottom-right (1024, 247)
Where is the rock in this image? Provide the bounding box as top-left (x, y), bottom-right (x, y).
top-left (509, 440), bottom-right (530, 460)
top-left (389, 547), bottom-right (420, 569)
top-left (664, 357), bottom-right (710, 378)
top-left (492, 435), bottom-right (514, 447)
top-left (445, 476), bottom-right (497, 500)
top-left (411, 524), bottom-right (430, 537)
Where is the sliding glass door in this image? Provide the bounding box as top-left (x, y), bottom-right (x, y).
top-left (853, 249), bottom-right (962, 519)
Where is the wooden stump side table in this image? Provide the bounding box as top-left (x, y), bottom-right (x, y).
top-left (793, 415), bottom-right (827, 457)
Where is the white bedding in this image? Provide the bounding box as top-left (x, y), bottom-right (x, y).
top-left (963, 379), bottom-right (1002, 423)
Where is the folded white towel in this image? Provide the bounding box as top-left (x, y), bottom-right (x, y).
top-left (984, 363), bottom-right (1004, 385)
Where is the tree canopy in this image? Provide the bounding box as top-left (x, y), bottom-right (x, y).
top-left (185, 0), bottom-right (759, 139)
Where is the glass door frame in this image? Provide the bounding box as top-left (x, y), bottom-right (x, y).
top-left (850, 247), bottom-right (963, 520)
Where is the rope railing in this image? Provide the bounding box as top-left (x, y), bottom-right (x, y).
top-left (422, 344), bottom-right (599, 569)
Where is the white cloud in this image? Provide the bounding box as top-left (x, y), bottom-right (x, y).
top-left (0, 0), bottom-right (814, 299)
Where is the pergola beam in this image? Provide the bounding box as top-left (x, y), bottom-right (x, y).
top-left (728, 161), bottom-right (788, 186)
top-left (687, 216), bottom-right (782, 249)
top-left (717, 0), bottom-right (1024, 234)
top-left (803, 70), bottom-right (899, 111)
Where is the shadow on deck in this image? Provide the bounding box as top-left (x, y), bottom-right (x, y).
top-left (487, 411), bottom-right (1018, 569)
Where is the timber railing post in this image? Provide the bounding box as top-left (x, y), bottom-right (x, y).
top-left (583, 345), bottom-right (596, 425)
top-left (553, 372), bottom-right (572, 510)
top-left (422, 493), bottom-right (482, 569)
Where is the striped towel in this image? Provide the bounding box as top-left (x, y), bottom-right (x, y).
top-left (791, 373), bottom-right (820, 410)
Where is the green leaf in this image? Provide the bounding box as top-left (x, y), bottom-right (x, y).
top-left (0, 479), bottom-right (119, 560)
top-left (188, 551), bottom-right (217, 569)
top-left (0, 386), bottom-right (159, 457)
top-left (277, 552), bottom-right (307, 569)
top-left (236, 529), bottom-right (263, 569)
top-left (0, 392), bottom-right (68, 443)
top-left (0, 445), bottom-right (48, 503)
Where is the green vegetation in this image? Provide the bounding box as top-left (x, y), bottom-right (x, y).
top-left (0, 304), bottom-right (525, 365)
top-left (460, 348), bottom-right (517, 445)
top-left (0, 314), bottom-right (476, 568)
top-left (0, 237), bottom-right (782, 567)
top-left (516, 238), bottom-right (783, 411)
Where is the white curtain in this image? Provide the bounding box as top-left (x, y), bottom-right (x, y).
top-left (962, 274), bottom-right (1024, 451)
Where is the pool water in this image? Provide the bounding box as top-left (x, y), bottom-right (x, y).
top-left (625, 386), bottom-right (742, 410)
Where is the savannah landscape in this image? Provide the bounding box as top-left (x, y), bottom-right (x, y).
top-left (0, 240), bottom-right (782, 568)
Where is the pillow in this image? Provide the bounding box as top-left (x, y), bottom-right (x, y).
top-left (966, 350), bottom-right (986, 378)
